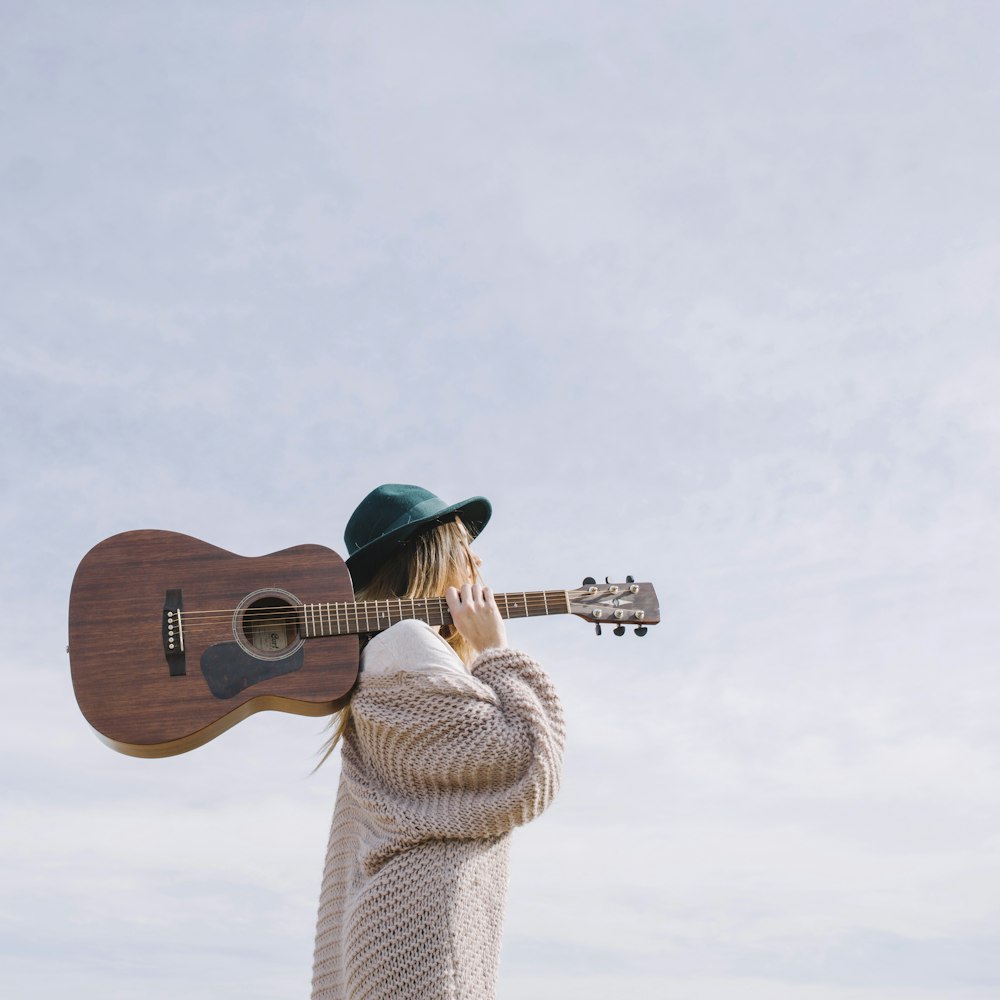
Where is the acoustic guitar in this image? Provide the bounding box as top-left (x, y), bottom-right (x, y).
top-left (68, 530), bottom-right (660, 758)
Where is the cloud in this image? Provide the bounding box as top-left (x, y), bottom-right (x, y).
top-left (4, 3), bottom-right (1000, 998)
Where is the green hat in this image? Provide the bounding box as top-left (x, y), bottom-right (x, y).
top-left (344, 484), bottom-right (492, 590)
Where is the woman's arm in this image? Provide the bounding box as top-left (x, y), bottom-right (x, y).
top-left (346, 647), bottom-right (565, 842)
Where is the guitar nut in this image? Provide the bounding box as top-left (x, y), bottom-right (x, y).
top-left (635, 610), bottom-right (645, 620)
top-left (613, 609), bottom-right (624, 619)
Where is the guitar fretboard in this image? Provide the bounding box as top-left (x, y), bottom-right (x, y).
top-left (298, 590), bottom-right (571, 638)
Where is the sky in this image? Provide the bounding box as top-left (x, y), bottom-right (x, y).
top-left (2, 1), bottom-right (1000, 997)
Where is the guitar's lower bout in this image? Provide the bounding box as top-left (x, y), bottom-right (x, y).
top-left (94, 687), bottom-right (353, 759)
top-left (68, 529), bottom-right (360, 758)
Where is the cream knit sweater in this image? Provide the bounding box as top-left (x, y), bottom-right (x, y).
top-left (310, 623), bottom-right (565, 1000)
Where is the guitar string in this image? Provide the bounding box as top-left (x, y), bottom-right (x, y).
top-left (174, 607), bottom-right (565, 631)
top-left (175, 604), bottom-right (569, 635)
top-left (175, 604), bottom-right (558, 626)
top-left (169, 603), bottom-right (642, 639)
top-left (166, 596), bottom-right (577, 634)
top-left (157, 585), bottom-right (642, 622)
top-left (168, 592), bottom-right (572, 622)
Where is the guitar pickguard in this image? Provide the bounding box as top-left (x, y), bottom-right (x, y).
top-left (201, 642), bottom-right (305, 700)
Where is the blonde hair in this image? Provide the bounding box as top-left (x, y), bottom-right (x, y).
top-left (314, 517), bottom-right (479, 769)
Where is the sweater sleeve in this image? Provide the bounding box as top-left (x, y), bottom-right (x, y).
top-left (344, 647), bottom-right (565, 847)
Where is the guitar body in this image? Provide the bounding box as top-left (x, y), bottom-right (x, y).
top-left (68, 530), bottom-right (359, 758)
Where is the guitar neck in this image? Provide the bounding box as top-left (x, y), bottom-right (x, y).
top-left (298, 590), bottom-right (570, 638)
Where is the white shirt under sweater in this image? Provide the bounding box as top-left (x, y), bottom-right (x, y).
top-left (359, 618), bottom-right (471, 682)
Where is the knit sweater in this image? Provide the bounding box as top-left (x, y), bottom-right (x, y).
top-left (310, 622), bottom-right (565, 1000)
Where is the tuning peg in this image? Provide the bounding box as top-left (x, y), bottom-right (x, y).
top-left (634, 626), bottom-right (648, 637)
top-left (626, 575), bottom-right (634, 583)
top-left (613, 625), bottom-right (626, 636)
top-left (594, 623), bottom-right (602, 636)
top-left (583, 576), bottom-right (596, 586)
top-left (606, 576), bottom-right (612, 584)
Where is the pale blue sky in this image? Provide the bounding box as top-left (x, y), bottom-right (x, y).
top-left (3, 3), bottom-right (1000, 998)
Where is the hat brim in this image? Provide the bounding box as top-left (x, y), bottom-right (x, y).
top-left (345, 495), bottom-right (491, 592)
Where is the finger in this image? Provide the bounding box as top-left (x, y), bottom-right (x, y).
top-left (445, 586), bottom-right (460, 612)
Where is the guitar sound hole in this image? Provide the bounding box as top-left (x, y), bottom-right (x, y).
top-left (241, 596), bottom-right (300, 655)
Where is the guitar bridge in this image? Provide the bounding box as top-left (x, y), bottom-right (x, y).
top-left (162, 589), bottom-right (186, 676)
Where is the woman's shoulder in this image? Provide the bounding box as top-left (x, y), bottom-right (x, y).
top-left (360, 618), bottom-right (468, 681)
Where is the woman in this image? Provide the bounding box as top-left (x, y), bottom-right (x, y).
top-left (311, 484), bottom-right (566, 1000)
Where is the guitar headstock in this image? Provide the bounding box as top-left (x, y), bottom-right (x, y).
top-left (568, 577), bottom-right (661, 636)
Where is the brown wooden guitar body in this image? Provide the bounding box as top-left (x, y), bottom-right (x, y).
top-left (68, 530), bottom-right (359, 758)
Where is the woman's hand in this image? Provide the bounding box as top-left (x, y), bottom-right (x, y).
top-left (445, 583), bottom-right (508, 654)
